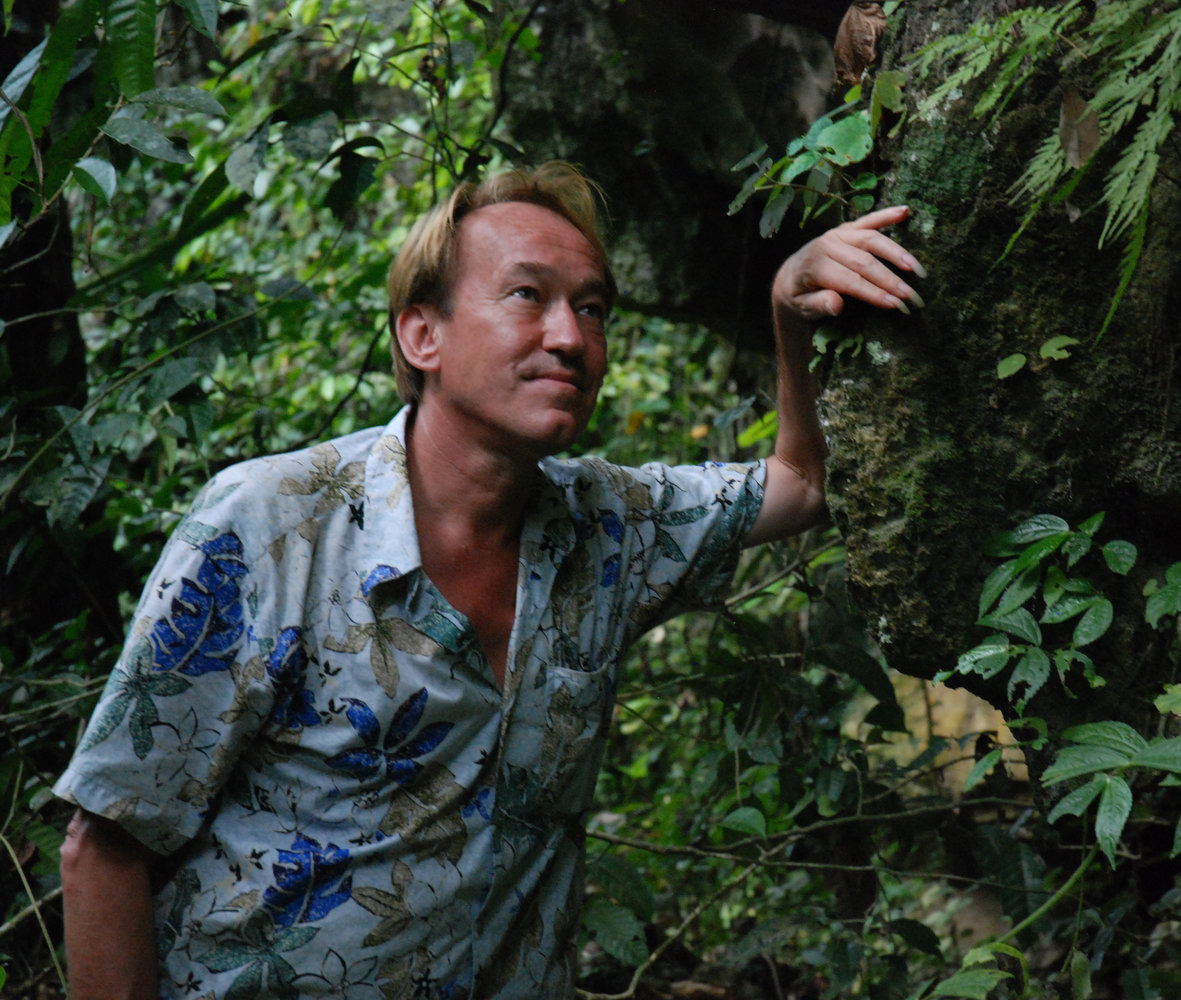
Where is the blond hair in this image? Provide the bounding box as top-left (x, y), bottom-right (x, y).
top-left (387, 162), bottom-right (616, 404)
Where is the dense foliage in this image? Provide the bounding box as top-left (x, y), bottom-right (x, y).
top-left (2, 3), bottom-right (1180, 999)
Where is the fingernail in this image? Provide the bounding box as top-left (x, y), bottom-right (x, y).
top-left (895, 299), bottom-right (911, 315)
top-left (908, 257), bottom-right (928, 280)
top-left (908, 290), bottom-right (926, 309)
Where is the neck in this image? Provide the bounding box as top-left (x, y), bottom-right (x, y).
top-left (405, 399), bottom-right (537, 545)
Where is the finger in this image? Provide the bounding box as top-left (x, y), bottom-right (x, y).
top-left (843, 204), bottom-right (910, 232)
top-left (820, 241), bottom-right (921, 308)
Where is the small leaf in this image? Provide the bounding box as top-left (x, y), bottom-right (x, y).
top-left (72, 156), bottom-right (117, 203)
top-left (814, 114), bottom-right (873, 165)
top-left (978, 559), bottom-right (1017, 616)
top-left (737, 411), bottom-right (777, 448)
top-left (1046, 774), bottom-right (1104, 824)
top-left (889, 917), bottom-right (942, 957)
top-left (1095, 773), bottom-right (1132, 866)
top-left (1041, 593), bottom-right (1099, 625)
top-left (1039, 335), bottom-right (1080, 360)
top-left (1012, 515), bottom-right (1071, 544)
top-left (1146, 581), bottom-right (1181, 628)
top-left (1154, 685), bottom-right (1181, 718)
top-left (997, 353), bottom-right (1026, 378)
top-left (963, 747), bottom-right (1002, 793)
top-left (131, 86), bottom-right (227, 117)
top-left (1008, 647), bottom-right (1051, 710)
top-left (582, 898), bottom-right (648, 967)
top-left (731, 144), bottom-right (769, 173)
top-left (1073, 598), bottom-right (1113, 646)
top-left (101, 115), bottom-right (193, 164)
top-left (956, 637), bottom-right (1013, 679)
top-left (759, 186), bottom-right (794, 238)
top-left (1101, 540), bottom-right (1137, 575)
top-left (977, 607), bottom-right (1041, 645)
top-left (721, 806), bottom-right (767, 838)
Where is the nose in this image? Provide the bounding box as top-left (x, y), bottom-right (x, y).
top-left (542, 301), bottom-right (586, 356)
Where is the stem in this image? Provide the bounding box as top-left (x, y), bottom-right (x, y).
top-left (996, 842), bottom-right (1100, 945)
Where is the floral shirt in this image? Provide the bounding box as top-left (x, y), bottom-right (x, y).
top-left (55, 407), bottom-right (765, 1000)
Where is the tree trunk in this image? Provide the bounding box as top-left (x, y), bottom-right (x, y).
top-left (825, 0), bottom-right (1181, 733)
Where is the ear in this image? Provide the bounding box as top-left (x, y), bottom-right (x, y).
top-left (395, 304), bottom-right (443, 376)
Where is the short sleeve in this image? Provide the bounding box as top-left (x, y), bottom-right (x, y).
top-left (54, 482), bottom-right (276, 855)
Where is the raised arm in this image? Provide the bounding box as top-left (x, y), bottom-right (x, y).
top-left (60, 809), bottom-right (160, 1000)
top-left (744, 205), bottom-right (925, 546)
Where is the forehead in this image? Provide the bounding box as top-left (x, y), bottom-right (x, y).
top-left (454, 201), bottom-right (605, 282)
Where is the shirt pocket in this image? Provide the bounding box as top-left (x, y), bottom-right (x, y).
top-left (538, 662), bottom-right (613, 815)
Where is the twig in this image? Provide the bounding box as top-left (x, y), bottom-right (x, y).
top-left (0, 833), bottom-right (67, 992)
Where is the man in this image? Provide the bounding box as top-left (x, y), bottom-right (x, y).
top-left (57, 162), bottom-right (923, 999)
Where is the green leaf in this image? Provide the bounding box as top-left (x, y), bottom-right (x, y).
top-left (1095, 773), bottom-right (1132, 866)
top-left (101, 0), bottom-right (157, 97)
top-left (582, 898), bottom-right (648, 967)
top-left (727, 159), bottom-right (769, 215)
top-left (997, 353), bottom-right (1026, 378)
top-left (977, 607), bottom-right (1041, 644)
top-left (1012, 514), bottom-right (1071, 544)
top-left (731, 144), bottom-right (768, 172)
top-left (1039, 335), bottom-right (1080, 360)
top-left (72, 156), bottom-right (117, 203)
top-left (325, 150), bottom-right (377, 220)
top-left (870, 69), bottom-right (907, 135)
top-left (0, 38), bottom-right (47, 131)
top-left (956, 637), bottom-right (1013, 679)
top-left (1146, 580), bottom-right (1181, 628)
top-left (1073, 598), bottom-right (1113, 646)
top-left (1042, 745), bottom-right (1131, 785)
top-left (889, 917), bottom-right (942, 957)
top-left (759, 186), bottom-right (794, 238)
top-left (737, 411), bottom-right (777, 448)
top-left (930, 966), bottom-right (1011, 998)
top-left (963, 748), bottom-right (1002, 793)
top-left (1041, 593), bottom-right (1099, 625)
top-left (131, 86), bottom-right (227, 117)
top-left (226, 128), bottom-right (268, 193)
top-left (978, 559), bottom-right (1018, 616)
top-left (173, 0), bottom-right (219, 38)
top-left (814, 114), bottom-right (873, 164)
top-left (1046, 774), bottom-right (1104, 824)
top-left (587, 853), bottom-right (656, 922)
top-left (721, 806), bottom-right (767, 837)
top-left (1062, 721), bottom-right (1148, 756)
top-left (1102, 540), bottom-right (1137, 574)
top-left (1128, 737), bottom-right (1181, 775)
top-left (101, 115), bottom-right (194, 164)
top-left (1155, 685), bottom-right (1181, 718)
top-left (1008, 647), bottom-right (1051, 710)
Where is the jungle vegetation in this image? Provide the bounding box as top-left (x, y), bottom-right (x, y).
top-left (2, 2), bottom-right (1180, 998)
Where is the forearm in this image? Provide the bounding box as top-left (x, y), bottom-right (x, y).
top-left (61, 810), bottom-right (160, 1000)
top-left (743, 298), bottom-right (829, 546)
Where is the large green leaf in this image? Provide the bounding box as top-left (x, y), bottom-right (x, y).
top-left (173, 0), bottom-right (218, 38)
top-left (0, 38), bottom-right (47, 130)
top-left (582, 898), bottom-right (648, 967)
top-left (1042, 744), bottom-right (1131, 784)
top-left (101, 0), bottom-right (157, 97)
top-left (1061, 721), bottom-right (1147, 756)
top-left (1095, 773), bottom-right (1132, 865)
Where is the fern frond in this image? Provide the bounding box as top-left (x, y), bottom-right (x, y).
top-left (1097, 198), bottom-right (1149, 343)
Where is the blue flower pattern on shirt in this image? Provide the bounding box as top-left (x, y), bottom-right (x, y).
top-left (56, 408), bottom-right (764, 999)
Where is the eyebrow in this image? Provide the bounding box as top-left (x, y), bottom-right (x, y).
top-left (506, 261), bottom-right (611, 301)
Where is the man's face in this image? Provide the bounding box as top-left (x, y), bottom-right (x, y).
top-left (415, 201), bottom-right (611, 458)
